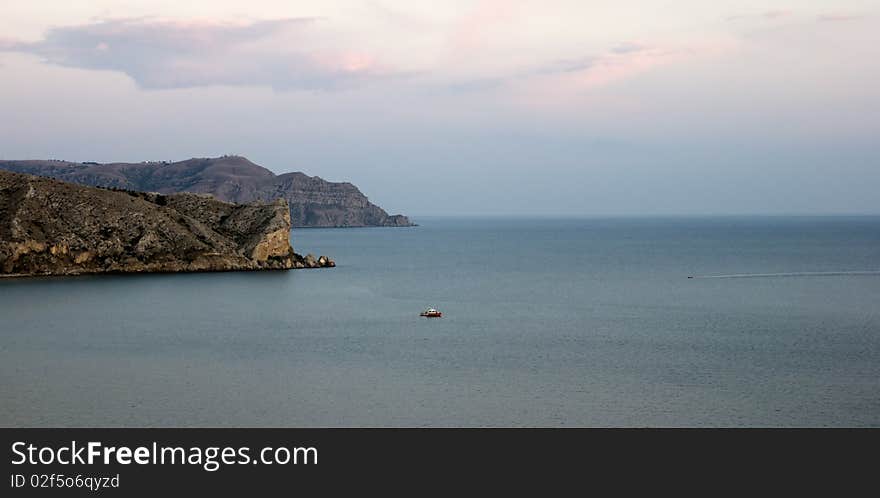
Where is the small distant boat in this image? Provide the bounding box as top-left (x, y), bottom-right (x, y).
top-left (420, 308), bottom-right (442, 318)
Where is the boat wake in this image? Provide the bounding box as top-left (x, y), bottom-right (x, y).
top-left (688, 270), bottom-right (880, 279)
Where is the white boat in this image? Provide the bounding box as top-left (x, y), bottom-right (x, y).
top-left (420, 308), bottom-right (442, 318)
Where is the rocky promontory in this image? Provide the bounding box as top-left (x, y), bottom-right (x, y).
top-left (0, 156), bottom-right (414, 228)
top-left (0, 170), bottom-right (334, 277)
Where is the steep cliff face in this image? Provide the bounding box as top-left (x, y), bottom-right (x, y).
top-left (0, 170), bottom-right (333, 277)
top-left (0, 156), bottom-right (414, 228)
top-left (268, 171), bottom-right (412, 227)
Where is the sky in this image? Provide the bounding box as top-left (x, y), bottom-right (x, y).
top-left (1, 1), bottom-right (878, 216)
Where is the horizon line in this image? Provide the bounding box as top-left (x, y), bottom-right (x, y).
top-left (405, 212), bottom-right (880, 218)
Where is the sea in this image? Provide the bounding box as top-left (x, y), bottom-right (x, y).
top-left (1, 216), bottom-right (879, 427)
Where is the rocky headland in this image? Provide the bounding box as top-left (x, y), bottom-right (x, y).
top-left (0, 156), bottom-right (414, 228)
top-left (0, 170), bottom-right (334, 277)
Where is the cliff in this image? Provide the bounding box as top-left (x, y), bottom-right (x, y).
top-left (0, 170), bottom-right (334, 277)
top-left (0, 156), bottom-right (414, 228)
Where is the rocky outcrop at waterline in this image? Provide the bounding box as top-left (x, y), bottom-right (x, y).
top-left (0, 156), bottom-right (414, 228)
top-left (296, 253), bottom-right (336, 269)
top-left (0, 170), bottom-right (334, 277)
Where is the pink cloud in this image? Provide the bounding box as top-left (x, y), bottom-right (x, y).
top-left (574, 47), bottom-right (676, 89)
top-left (818, 14), bottom-right (863, 22)
top-left (544, 38), bottom-right (738, 91)
top-left (448, 0), bottom-right (524, 54)
top-left (316, 52), bottom-right (380, 74)
top-left (726, 10), bottom-right (794, 22)
top-left (0, 36), bottom-right (20, 50)
top-left (501, 37), bottom-right (740, 112)
top-left (763, 10), bottom-right (793, 19)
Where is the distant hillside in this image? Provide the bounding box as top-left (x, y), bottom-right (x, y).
top-left (0, 156), bottom-right (413, 228)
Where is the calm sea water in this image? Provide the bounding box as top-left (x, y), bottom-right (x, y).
top-left (2, 217), bottom-right (879, 427)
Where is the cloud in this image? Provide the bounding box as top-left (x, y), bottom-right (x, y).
top-left (566, 47), bottom-right (680, 89)
top-left (528, 43), bottom-right (685, 89)
top-left (448, 0), bottom-right (524, 54)
top-left (436, 36), bottom-right (736, 100)
top-left (818, 14), bottom-right (864, 22)
top-left (726, 10), bottom-right (793, 22)
top-left (610, 42), bottom-right (648, 54)
top-left (2, 18), bottom-right (392, 90)
top-left (0, 36), bottom-right (19, 50)
top-left (534, 56), bottom-right (598, 75)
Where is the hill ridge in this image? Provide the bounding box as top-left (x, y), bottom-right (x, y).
top-left (0, 156), bottom-right (414, 228)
